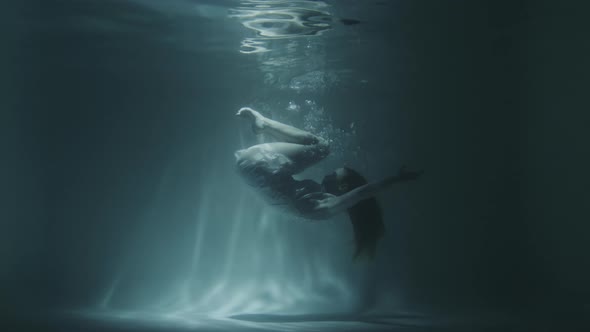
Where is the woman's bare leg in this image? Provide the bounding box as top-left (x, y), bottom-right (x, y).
top-left (237, 107), bottom-right (323, 145)
top-left (236, 107), bottom-right (329, 174)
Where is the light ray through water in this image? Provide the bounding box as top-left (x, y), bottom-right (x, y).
top-left (83, 0), bottom-right (379, 325)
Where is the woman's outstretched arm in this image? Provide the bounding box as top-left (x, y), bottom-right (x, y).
top-left (315, 166), bottom-right (423, 216)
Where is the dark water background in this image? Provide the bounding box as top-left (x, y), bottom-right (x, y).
top-left (2, 0), bottom-right (590, 331)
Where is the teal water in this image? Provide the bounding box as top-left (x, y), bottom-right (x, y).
top-left (3, 0), bottom-right (590, 331)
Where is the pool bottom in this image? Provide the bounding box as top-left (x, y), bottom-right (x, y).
top-left (6, 308), bottom-right (581, 332)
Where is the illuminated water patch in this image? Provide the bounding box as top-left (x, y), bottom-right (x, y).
top-left (66, 308), bottom-right (434, 332)
top-left (94, 169), bottom-right (368, 317)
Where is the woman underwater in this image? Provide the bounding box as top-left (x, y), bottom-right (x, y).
top-left (235, 107), bottom-right (422, 258)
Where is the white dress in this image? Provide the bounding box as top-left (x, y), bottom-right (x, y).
top-left (234, 145), bottom-right (324, 218)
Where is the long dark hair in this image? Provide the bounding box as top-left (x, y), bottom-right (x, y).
top-left (322, 167), bottom-right (385, 259)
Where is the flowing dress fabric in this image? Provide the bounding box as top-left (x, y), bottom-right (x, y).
top-left (235, 147), bottom-right (323, 216)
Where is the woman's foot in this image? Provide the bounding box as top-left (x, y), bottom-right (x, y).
top-left (236, 107), bottom-right (265, 134)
